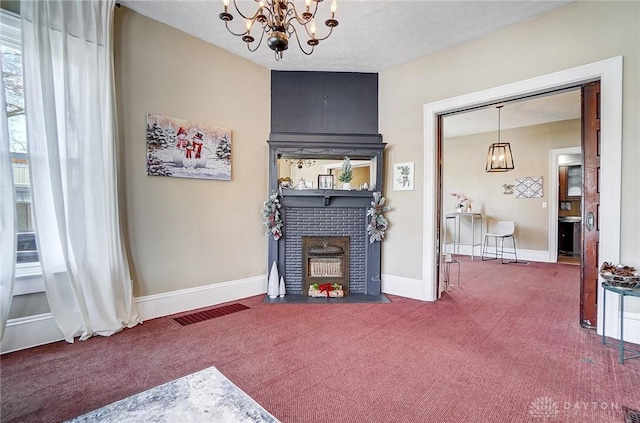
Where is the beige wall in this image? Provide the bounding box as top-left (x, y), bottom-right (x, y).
top-left (110, 2), bottom-right (640, 297)
top-left (380, 1), bottom-right (639, 279)
top-left (443, 119), bottom-right (580, 251)
top-left (114, 8), bottom-right (270, 297)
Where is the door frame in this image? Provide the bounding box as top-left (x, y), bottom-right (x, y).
top-left (548, 146), bottom-right (582, 263)
top-left (422, 56), bottom-right (622, 337)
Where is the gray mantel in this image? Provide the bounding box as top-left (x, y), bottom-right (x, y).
top-left (267, 136), bottom-right (386, 297)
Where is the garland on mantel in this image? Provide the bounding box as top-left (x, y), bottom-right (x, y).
top-left (263, 190), bottom-right (389, 243)
top-left (367, 191), bottom-right (390, 243)
top-left (262, 191), bottom-right (283, 240)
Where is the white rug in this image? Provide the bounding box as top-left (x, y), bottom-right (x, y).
top-left (66, 366), bottom-right (280, 423)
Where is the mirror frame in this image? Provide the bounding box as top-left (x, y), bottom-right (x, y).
top-left (268, 135), bottom-right (386, 193)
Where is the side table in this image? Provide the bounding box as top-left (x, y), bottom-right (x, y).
top-left (443, 213), bottom-right (483, 260)
top-left (601, 282), bottom-right (640, 364)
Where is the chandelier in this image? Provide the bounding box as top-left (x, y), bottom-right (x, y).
top-left (485, 105), bottom-right (515, 172)
top-left (219, 0), bottom-right (338, 60)
top-left (286, 158), bottom-right (316, 169)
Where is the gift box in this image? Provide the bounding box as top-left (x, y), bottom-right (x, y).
top-left (308, 283), bottom-right (344, 298)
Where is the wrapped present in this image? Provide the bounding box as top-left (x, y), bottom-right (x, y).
top-left (308, 283), bottom-right (344, 298)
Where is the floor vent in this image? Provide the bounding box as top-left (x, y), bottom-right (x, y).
top-left (625, 407), bottom-right (640, 423)
top-left (172, 303), bottom-right (249, 326)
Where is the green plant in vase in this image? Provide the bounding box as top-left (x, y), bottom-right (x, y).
top-left (338, 156), bottom-right (353, 190)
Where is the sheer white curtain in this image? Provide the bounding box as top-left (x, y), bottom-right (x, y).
top-left (21, 0), bottom-right (139, 342)
top-left (0, 52), bottom-right (16, 340)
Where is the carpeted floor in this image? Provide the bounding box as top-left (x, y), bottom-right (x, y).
top-left (1, 258), bottom-right (639, 422)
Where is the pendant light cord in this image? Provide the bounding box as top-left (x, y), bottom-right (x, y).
top-left (497, 105), bottom-right (503, 143)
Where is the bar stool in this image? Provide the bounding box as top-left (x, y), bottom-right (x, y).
top-left (442, 254), bottom-right (460, 289)
top-left (482, 221), bottom-right (517, 264)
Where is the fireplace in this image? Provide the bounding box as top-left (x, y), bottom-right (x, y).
top-left (283, 206), bottom-right (367, 295)
top-left (266, 134), bottom-right (386, 299)
top-left (266, 71), bottom-right (387, 301)
top-left (302, 236), bottom-right (349, 297)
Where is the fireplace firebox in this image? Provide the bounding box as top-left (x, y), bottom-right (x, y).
top-left (302, 236), bottom-right (349, 296)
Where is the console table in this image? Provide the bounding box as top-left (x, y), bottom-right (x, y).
top-left (601, 282), bottom-right (640, 364)
top-left (443, 213), bottom-right (483, 261)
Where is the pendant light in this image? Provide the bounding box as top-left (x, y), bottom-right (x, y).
top-left (485, 105), bottom-right (515, 172)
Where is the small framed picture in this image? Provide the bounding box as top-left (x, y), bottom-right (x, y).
top-left (318, 174), bottom-right (333, 189)
top-left (393, 162), bottom-right (414, 191)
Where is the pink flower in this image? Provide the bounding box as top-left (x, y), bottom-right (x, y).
top-left (451, 192), bottom-right (467, 203)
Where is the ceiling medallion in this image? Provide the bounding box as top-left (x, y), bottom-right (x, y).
top-left (219, 0), bottom-right (338, 60)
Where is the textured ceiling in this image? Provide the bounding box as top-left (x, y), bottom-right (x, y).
top-left (443, 89), bottom-right (582, 138)
top-left (119, 0), bottom-right (572, 73)
top-left (119, 0), bottom-right (578, 133)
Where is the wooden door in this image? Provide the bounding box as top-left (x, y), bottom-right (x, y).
top-left (580, 81), bottom-right (600, 328)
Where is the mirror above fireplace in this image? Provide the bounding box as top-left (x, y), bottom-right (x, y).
top-left (268, 133), bottom-right (386, 193)
top-left (277, 158), bottom-right (374, 190)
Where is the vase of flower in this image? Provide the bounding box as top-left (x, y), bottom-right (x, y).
top-left (451, 192), bottom-right (468, 213)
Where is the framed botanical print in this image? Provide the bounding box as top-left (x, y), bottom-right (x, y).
top-left (393, 162), bottom-right (414, 191)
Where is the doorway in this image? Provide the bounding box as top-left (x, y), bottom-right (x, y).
top-left (440, 89), bottom-right (581, 280)
top-left (422, 57), bottom-right (622, 338)
top-left (550, 147), bottom-right (582, 266)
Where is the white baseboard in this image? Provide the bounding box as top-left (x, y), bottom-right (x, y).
top-left (381, 273), bottom-right (431, 301)
top-left (1, 313), bottom-right (64, 354)
top-left (622, 312), bottom-right (640, 345)
top-left (442, 245), bottom-right (552, 263)
top-left (602, 309), bottom-right (640, 346)
top-left (1, 275), bottom-right (267, 354)
top-left (135, 275), bottom-right (267, 321)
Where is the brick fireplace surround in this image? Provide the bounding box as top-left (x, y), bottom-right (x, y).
top-left (264, 134), bottom-right (388, 303)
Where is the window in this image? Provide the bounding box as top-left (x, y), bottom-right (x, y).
top-left (1, 10), bottom-right (39, 266)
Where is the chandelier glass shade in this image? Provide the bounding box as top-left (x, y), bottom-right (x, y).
top-left (219, 0), bottom-right (338, 60)
top-left (485, 106), bottom-right (515, 172)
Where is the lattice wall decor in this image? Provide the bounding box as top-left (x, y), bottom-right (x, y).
top-left (515, 176), bottom-right (543, 199)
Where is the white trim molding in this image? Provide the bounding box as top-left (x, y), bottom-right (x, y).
top-left (135, 275), bottom-right (267, 321)
top-left (0, 9), bottom-right (21, 50)
top-left (443, 246), bottom-right (551, 264)
top-left (381, 273), bottom-right (424, 300)
top-left (1, 313), bottom-right (64, 354)
top-left (1, 276), bottom-right (268, 354)
top-left (424, 57), bottom-right (624, 337)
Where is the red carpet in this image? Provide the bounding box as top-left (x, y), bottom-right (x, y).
top-left (1, 258), bottom-right (639, 422)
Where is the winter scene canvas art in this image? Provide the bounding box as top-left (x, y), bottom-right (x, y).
top-left (146, 113), bottom-right (231, 181)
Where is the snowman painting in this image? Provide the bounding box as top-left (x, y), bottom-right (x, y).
top-left (182, 131), bottom-right (201, 169)
top-left (146, 113), bottom-right (231, 180)
top-left (192, 131), bottom-right (208, 169)
top-left (172, 127), bottom-right (189, 165)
